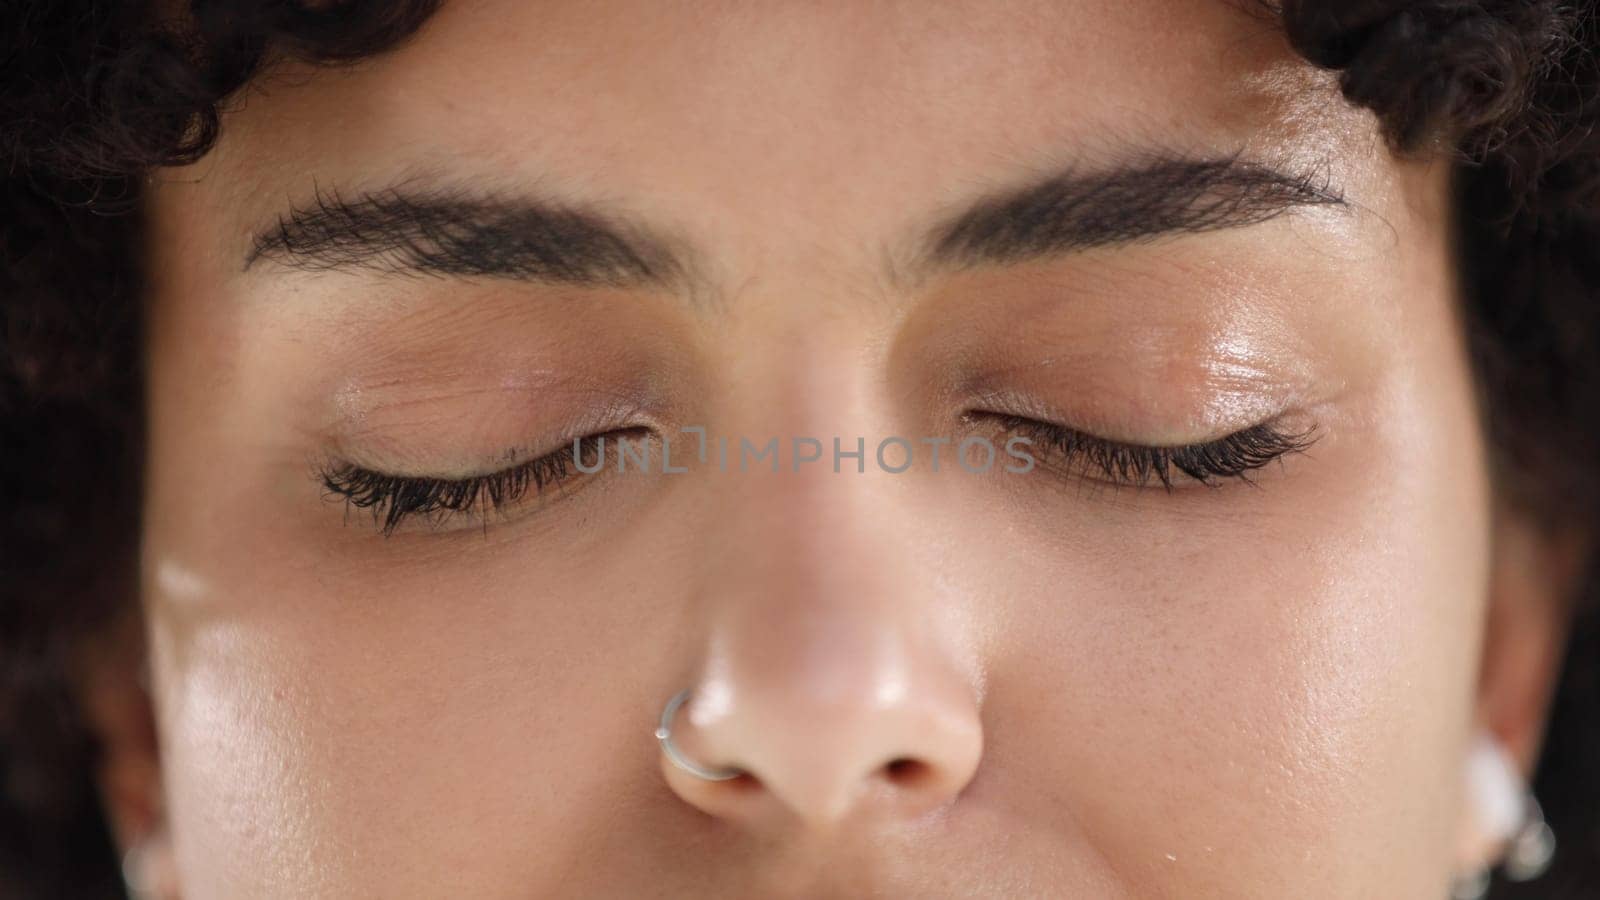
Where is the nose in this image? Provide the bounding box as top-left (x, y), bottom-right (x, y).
top-left (658, 462), bottom-right (984, 831)
top-left (657, 640), bottom-right (983, 831)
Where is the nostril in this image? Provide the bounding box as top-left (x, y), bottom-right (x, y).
top-left (883, 757), bottom-right (932, 785)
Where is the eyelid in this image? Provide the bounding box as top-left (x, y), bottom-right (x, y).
top-left (964, 379), bottom-right (1297, 450)
top-left (317, 427), bottom-right (644, 535)
top-left (321, 374), bottom-right (668, 477)
top-left (983, 413), bottom-right (1316, 489)
top-left (322, 390), bottom-right (664, 481)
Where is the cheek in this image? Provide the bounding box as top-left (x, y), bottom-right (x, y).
top-left (145, 520), bottom-right (683, 896)
top-left (959, 370), bottom-right (1488, 895)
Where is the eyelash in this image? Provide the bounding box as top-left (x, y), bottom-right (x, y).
top-left (989, 414), bottom-right (1316, 489)
top-left (320, 415), bottom-right (1312, 535)
top-left (319, 431), bottom-right (627, 535)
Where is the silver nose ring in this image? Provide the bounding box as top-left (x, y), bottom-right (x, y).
top-left (655, 689), bottom-right (743, 781)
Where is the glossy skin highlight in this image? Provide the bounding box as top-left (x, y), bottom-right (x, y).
top-left (125, 1), bottom-right (1555, 897)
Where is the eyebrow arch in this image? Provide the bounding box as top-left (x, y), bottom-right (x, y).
top-left (920, 154), bottom-right (1347, 271)
top-left (243, 184), bottom-right (687, 290)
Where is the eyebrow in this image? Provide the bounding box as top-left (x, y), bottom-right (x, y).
top-left (921, 154), bottom-right (1345, 270)
top-left (244, 184), bottom-right (687, 289)
top-left (242, 154), bottom-right (1345, 289)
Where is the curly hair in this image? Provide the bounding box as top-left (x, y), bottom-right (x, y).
top-left (2, 1), bottom-right (1597, 896)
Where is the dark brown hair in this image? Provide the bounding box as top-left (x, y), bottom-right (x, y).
top-left (2, 1), bottom-right (1597, 896)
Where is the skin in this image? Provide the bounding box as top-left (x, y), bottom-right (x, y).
top-left (93, 0), bottom-right (1576, 896)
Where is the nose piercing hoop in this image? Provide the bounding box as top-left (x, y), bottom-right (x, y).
top-left (655, 689), bottom-right (744, 782)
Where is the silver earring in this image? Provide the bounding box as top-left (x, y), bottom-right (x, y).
top-left (1449, 732), bottom-right (1558, 900)
top-left (121, 818), bottom-right (177, 900)
top-left (1448, 866), bottom-right (1490, 900)
top-left (1501, 794), bottom-right (1556, 883)
top-left (122, 838), bottom-right (157, 900)
top-left (1447, 792), bottom-right (1556, 899)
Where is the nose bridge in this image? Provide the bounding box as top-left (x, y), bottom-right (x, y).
top-left (700, 350), bottom-right (936, 678)
top-left (706, 469), bottom-right (930, 711)
top-left (699, 318), bottom-right (918, 615)
top-left (700, 414), bottom-right (925, 677)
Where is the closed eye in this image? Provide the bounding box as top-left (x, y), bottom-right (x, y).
top-left (985, 414), bottom-right (1317, 489)
top-left (318, 428), bottom-right (645, 535)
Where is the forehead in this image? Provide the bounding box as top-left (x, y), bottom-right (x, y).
top-left (182, 0), bottom-right (1372, 270)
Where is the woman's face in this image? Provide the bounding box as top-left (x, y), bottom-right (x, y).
top-left (138, 0), bottom-right (1503, 896)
